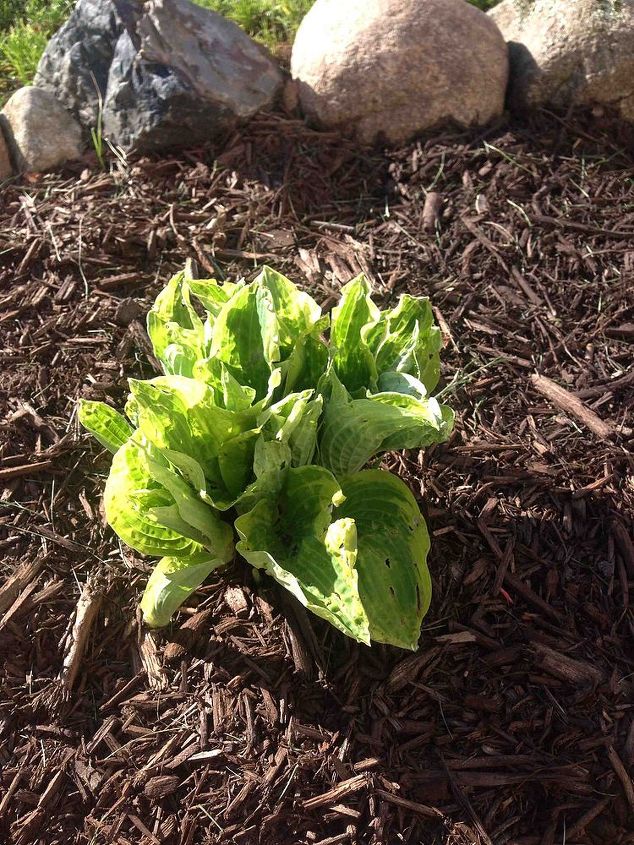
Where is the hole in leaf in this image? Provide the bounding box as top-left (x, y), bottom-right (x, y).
top-left (384, 558), bottom-right (391, 569)
top-left (416, 584), bottom-right (422, 611)
top-left (389, 586), bottom-right (395, 598)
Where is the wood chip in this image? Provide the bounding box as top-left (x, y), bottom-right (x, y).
top-left (530, 373), bottom-right (616, 440)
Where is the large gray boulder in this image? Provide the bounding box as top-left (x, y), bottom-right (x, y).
top-left (291, 0), bottom-right (509, 146)
top-left (35, 0), bottom-right (283, 153)
top-left (0, 86), bottom-right (83, 173)
top-left (490, 0), bottom-right (634, 119)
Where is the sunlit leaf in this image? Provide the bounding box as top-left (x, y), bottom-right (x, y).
top-left (235, 465), bottom-right (370, 643)
top-left (141, 553), bottom-right (226, 628)
top-left (78, 400), bottom-right (133, 454)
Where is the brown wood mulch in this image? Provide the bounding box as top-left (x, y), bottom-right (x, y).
top-left (0, 108), bottom-right (632, 845)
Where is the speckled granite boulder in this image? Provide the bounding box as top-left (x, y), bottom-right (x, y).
top-left (490, 0), bottom-right (634, 119)
top-left (0, 86), bottom-right (83, 173)
top-left (291, 0), bottom-right (509, 145)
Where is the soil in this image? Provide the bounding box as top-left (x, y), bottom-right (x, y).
top-left (0, 109), bottom-right (632, 845)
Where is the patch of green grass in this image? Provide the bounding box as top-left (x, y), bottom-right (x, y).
top-left (468, 0), bottom-right (500, 9)
top-left (0, 0), bottom-right (72, 102)
top-left (195, 0), bottom-right (312, 47)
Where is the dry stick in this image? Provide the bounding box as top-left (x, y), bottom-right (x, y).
top-left (532, 213), bottom-right (634, 239)
top-left (0, 459), bottom-right (54, 481)
top-left (613, 521), bottom-right (634, 578)
top-left (422, 192), bottom-right (443, 232)
top-left (532, 643), bottom-right (603, 686)
top-left (138, 625), bottom-right (168, 691)
top-left (529, 373), bottom-right (616, 440)
top-left (566, 797), bottom-right (612, 840)
top-left (374, 789), bottom-right (443, 819)
top-left (62, 579), bottom-right (103, 690)
top-left (607, 745), bottom-right (634, 812)
top-left (0, 558), bottom-right (45, 615)
top-left (575, 369), bottom-right (634, 399)
top-left (0, 580), bottom-right (39, 629)
top-left (302, 774), bottom-right (368, 810)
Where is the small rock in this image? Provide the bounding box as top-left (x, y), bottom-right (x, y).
top-left (114, 297), bottom-right (144, 326)
top-left (224, 586), bottom-right (249, 617)
top-left (0, 127), bottom-right (13, 180)
top-left (0, 86), bottom-right (83, 173)
top-left (490, 0), bottom-right (634, 119)
top-left (291, 0), bottom-right (508, 146)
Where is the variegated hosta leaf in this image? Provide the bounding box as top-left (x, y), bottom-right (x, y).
top-left (129, 375), bottom-right (251, 485)
top-left (330, 275), bottom-right (380, 394)
top-left (259, 390), bottom-right (323, 466)
top-left (363, 294), bottom-right (442, 393)
top-left (141, 553), bottom-right (226, 628)
top-left (208, 266), bottom-right (325, 400)
top-left (146, 272), bottom-right (206, 376)
top-left (255, 266), bottom-right (323, 357)
top-left (283, 329), bottom-right (330, 394)
top-left (235, 465), bottom-right (371, 644)
top-left (144, 458), bottom-right (234, 563)
top-left (337, 470), bottom-right (431, 650)
top-left (186, 277), bottom-right (236, 317)
top-left (236, 466), bottom-right (432, 649)
top-left (78, 400), bottom-right (133, 454)
top-left (192, 356), bottom-right (257, 411)
top-left (209, 280), bottom-right (281, 399)
top-left (319, 374), bottom-right (454, 478)
top-left (104, 433), bottom-right (205, 558)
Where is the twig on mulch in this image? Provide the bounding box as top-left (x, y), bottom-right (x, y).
top-left (529, 373), bottom-right (617, 440)
top-left (607, 745), bottom-right (634, 812)
top-left (137, 623), bottom-right (168, 691)
top-left (0, 557), bottom-right (45, 615)
top-left (61, 578), bottom-right (103, 690)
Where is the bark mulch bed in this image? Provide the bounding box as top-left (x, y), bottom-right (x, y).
top-left (0, 109), bottom-right (632, 845)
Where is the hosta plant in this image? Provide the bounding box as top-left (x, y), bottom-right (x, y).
top-left (79, 266), bottom-right (453, 649)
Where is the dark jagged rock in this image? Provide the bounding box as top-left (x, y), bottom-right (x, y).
top-left (34, 0), bottom-right (138, 133)
top-left (35, 0), bottom-right (283, 153)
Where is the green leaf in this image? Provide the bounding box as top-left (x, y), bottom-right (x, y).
top-left (146, 272), bottom-right (206, 376)
top-left (104, 433), bottom-right (203, 558)
top-left (192, 356), bottom-right (257, 411)
top-left (377, 371), bottom-right (427, 399)
top-left (129, 375), bottom-right (249, 483)
top-left (234, 437), bottom-right (292, 515)
top-left (364, 295), bottom-right (442, 393)
top-left (209, 281), bottom-right (280, 399)
top-left (78, 400), bottom-right (133, 454)
top-left (235, 465), bottom-right (370, 644)
top-left (141, 553), bottom-right (226, 628)
top-left (145, 458), bottom-right (234, 562)
top-left (319, 374), bottom-right (454, 477)
top-left (255, 266), bottom-right (323, 357)
top-left (187, 277), bottom-right (235, 317)
top-left (330, 275), bottom-right (380, 394)
top-left (283, 330), bottom-right (330, 394)
top-left (259, 390), bottom-right (323, 467)
top-left (337, 470), bottom-right (431, 650)
top-left (217, 429), bottom-right (260, 502)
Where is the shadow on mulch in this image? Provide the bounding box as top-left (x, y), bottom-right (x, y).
top-left (0, 107), bottom-right (632, 845)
